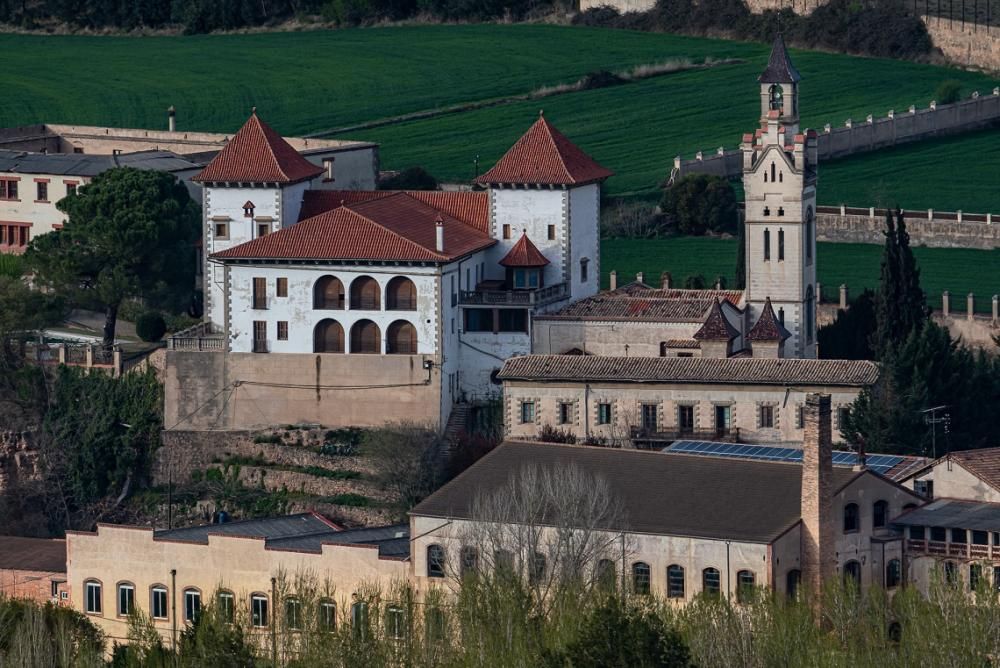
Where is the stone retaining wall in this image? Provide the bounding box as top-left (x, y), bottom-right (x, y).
top-left (924, 19), bottom-right (1000, 71)
top-left (816, 208), bottom-right (1000, 249)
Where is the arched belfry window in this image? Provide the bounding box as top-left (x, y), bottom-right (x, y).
top-left (769, 84), bottom-right (783, 111)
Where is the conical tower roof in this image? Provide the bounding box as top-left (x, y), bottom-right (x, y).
top-left (758, 34), bottom-right (801, 84)
top-left (747, 297), bottom-right (792, 341)
top-left (499, 231), bottom-right (550, 267)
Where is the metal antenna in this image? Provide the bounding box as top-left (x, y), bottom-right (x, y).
top-left (921, 405), bottom-right (951, 459)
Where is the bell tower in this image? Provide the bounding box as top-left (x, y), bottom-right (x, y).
top-left (742, 35), bottom-right (818, 358)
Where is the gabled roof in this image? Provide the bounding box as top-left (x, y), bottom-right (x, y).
top-left (411, 440), bottom-right (861, 543)
top-left (212, 192), bottom-right (495, 263)
top-left (497, 355), bottom-right (880, 387)
top-left (945, 448), bottom-right (1000, 494)
top-left (474, 115), bottom-right (613, 186)
top-left (747, 297), bottom-right (792, 341)
top-left (500, 232), bottom-right (549, 267)
top-left (693, 298), bottom-right (740, 341)
top-left (299, 189), bottom-right (490, 234)
top-left (193, 112), bottom-right (324, 184)
top-left (759, 34), bottom-right (802, 84)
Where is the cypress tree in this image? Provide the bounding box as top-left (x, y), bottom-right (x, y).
top-left (872, 208), bottom-right (928, 359)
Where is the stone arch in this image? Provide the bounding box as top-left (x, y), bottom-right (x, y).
top-left (386, 320), bottom-right (417, 354)
top-left (350, 319), bottom-right (381, 354)
top-left (386, 276), bottom-right (417, 311)
top-left (313, 319), bottom-right (344, 353)
top-left (313, 275), bottom-right (345, 310)
top-left (350, 276), bottom-right (381, 310)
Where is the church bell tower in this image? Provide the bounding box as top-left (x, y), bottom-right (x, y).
top-left (741, 36), bottom-right (818, 358)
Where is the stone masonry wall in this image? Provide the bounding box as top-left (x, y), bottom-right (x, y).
top-left (924, 19), bottom-right (1000, 71)
top-left (816, 210), bottom-right (1000, 249)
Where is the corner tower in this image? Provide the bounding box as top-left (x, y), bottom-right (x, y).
top-left (742, 36), bottom-right (818, 358)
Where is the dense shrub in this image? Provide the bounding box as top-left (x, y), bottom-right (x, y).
top-left (601, 200), bottom-right (665, 239)
top-left (378, 166), bottom-right (439, 191)
top-left (135, 311), bottom-right (167, 342)
top-left (660, 174), bottom-right (738, 236)
top-left (935, 79), bottom-right (963, 104)
top-left (540, 424), bottom-right (577, 443)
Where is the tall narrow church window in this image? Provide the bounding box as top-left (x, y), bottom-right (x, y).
top-left (805, 285), bottom-right (815, 344)
top-left (769, 84), bottom-right (783, 111)
top-left (770, 162), bottom-right (776, 183)
top-left (763, 229), bottom-right (771, 261)
top-left (778, 307), bottom-right (785, 325)
top-left (778, 230), bottom-right (785, 260)
top-left (805, 207), bottom-right (814, 263)
top-left (580, 258), bottom-right (589, 283)
top-left (779, 171), bottom-right (783, 183)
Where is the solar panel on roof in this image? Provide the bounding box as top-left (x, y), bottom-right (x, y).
top-left (666, 441), bottom-right (905, 475)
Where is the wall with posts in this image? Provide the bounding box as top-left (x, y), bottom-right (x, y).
top-left (815, 206), bottom-right (1000, 249)
top-left (670, 89), bottom-right (1000, 183)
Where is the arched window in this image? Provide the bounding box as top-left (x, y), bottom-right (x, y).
top-left (386, 276), bottom-right (417, 311)
top-left (873, 500), bottom-right (889, 528)
top-left (460, 546), bottom-right (479, 578)
top-left (886, 559), bottom-right (902, 588)
top-left (632, 562), bottom-right (651, 595)
top-left (770, 162), bottom-right (776, 182)
top-left (285, 597), bottom-right (302, 630)
top-left (596, 559), bottom-right (616, 591)
top-left (386, 320), bottom-right (417, 355)
top-left (805, 207), bottom-right (814, 262)
top-left (786, 569), bottom-right (801, 599)
top-left (183, 588), bottom-right (201, 623)
top-left (350, 276), bottom-right (381, 310)
top-left (313, 276), bottom-right (345, 310)
top-left (313, 319), bottom-right (344, 354)
top-left (702, 567), bottom-right (721, 596)
top-left (427, 545), bottom-right (446, 578)
top-left (778, 229), bottom-right (785, 260)
top-left (843, 503), bottom-right (859, 533)
top-left (778, 307), bottom-right (785, 324)
top-left (251, 594), bottom-right (269, 628)
top-left (350, 319), bottom-right (381, 354)
top-left (769, 84), bottom-right (783, 111)
top-left (217, 590), bottom-right (234, 623)
top-left (318, 599), bottom-right (336, 632)
top-left (117, 582), bottom-right (135, 617)
top-left (843, 560), bottom-right (861, 587)
top-left (151, 585), bottom-right (168, 620)
top-left (85, 580), bottom-right (103, 615)
top-left (763, 229), bottom-right (771, 261)
top-left (805, 284), bottom-right (815, 344)
top-left (736, 570), bottom-right (755, 603)
top-left (667, 565), bottom-right (685, 599)
top-left (386, 605), bottom-right (406, 640)
top-left (778, 171), bottom-right (783, 183)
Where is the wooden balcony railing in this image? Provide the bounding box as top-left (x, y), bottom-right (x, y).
top-left (459, 282), bottom-right (568, 307)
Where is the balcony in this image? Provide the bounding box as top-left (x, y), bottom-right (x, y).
top-left (167, 322), bottom-right (225, 352)
top-left (907, 539), bottom-right (997, 560)
top-left (459, 281), bottom-right (568, 307)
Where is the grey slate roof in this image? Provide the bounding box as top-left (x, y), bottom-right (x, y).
top-left (0, 536), bottom-right (66, 573)
top-left (497, 355), bottom-right (880, 387)
top-left (893, 498), bottom-right (1000, 532)
top-left (0, 149), bottom-right (202, 177)
top-left (411, 441), bottom-right (860, 543)
top-left (759, 34), bottom-right (802, 84)
top-left (153, 513), bottom-right (408, 558)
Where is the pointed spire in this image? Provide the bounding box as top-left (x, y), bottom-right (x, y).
top-left (693, 298), bottom-right (740, 341)
top-left (747, 297), bottom-right (792, 341)
top-left (759, 34), bottom-right (801, 84)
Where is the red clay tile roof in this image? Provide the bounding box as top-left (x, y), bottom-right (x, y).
top-left (300, 190), bottom-right (490, 234)
top-left (500, 232), bottom-right (549, 267)
top-left (212, 193), bottom-right (494, 263)
top-left (474, 116), bottom-right (613, 186)
top-left (947, 448), bottom-right (1000, 493)
top-left (693, 299), bottom-right (740, 341)
top-left (0, 536), bottom-right (65, 572)
top-left (497, 355), bottom-right (880, 387)
top-left (193, 113), bottom-right (324, 184)
top-left (747, 298), bottom-right (791, 341)
top-left (537, 286), bottom-right (744, 323)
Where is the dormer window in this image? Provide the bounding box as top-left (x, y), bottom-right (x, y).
top-left (513, 268), bottom-right (540, 289)
top-left (243, 201), bottom-right (255, 218)
top-left (769, 84), bottom-right (783, 112)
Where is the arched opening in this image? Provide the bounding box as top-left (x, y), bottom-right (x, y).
top-left (736, 570), bottom-right (755, 603)
top-left (886, 559), bottom-right (901, 588)
top-left (313, 276), bottom-right (345, 310)
top-left (386, 320), bottom-right (417, 355)
top-left (843, 560), bottom-right (861, 588)
top-left (786, 569), bottom-right (801, 599)
top-left (667, 565), bottom-right (685, 599)
top-left (769, 84), bottom-right (783, 111)
top-left (350, 276), bottom-right (381, 310)
top-left (350, 319), bottom-right (381, 354)
top-left (313, 319), bottom-right (344, 354)
top-left (632, 562), bottom-right (651, 595)
top-left (702, 567), bottom-right (721, 596)
top-left (386, 276), bottom-right (417, 311)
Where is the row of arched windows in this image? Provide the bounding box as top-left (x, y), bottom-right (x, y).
top-left (843, 499), bottom-right (895, 534)
top-left (313, 318), bottom-right (417, 354)
top-left (314, 275), bottom-right (417, 311)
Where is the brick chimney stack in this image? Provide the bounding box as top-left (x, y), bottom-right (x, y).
top-left (801, 393), bottom-right (834, 600)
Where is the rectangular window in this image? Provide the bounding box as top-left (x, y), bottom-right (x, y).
top-left (498, 308), bottom-right (528, 333)
top-left (972, 530), bottom-right (989, 545)
top-left (85, 581), bottom-right (102, 614)
top-left (763, 229), bottom-right (771, 261)
top-left (464, 308), bottom-right (494, 332)
top-left (641, 404), bottom-right (658, 432)
top-left (118, 584), bottom-right (135, 617)
top-left (952, 528), bottom-right (967, 544)
top-left (36, 181), bottom-right (48, 202)
top-left (580, 258), bottom-right (589, 282)
top-left (252, 277), bottom-right (267, 310)
top-left (276, 277), bottom-right (288, 297)
top-left (520, 401), bottom-right (535, 424)
top-left (678, 405), bottom-right (695, 433)
top-left (714, 405), bottom-right (731, 434)
top-left (151, 587), bottom-right (168, 619)
top-left (253, 321), bottom-right (268, 353)
top-left (277, 321), bottom-right (288, 341)
top-left (319, 601), bottom-right (336, 632)
top-left (908, 525), bottom-right (924, 540)
top-left (217, 592), bottom-right (234, 623)
top-left (930, 526), bottom-right (947, 542)
top-left (778, 229), bottom-right (785, 261)
top-left (214, 222), bottom-right (229, 239)
top-left (386, 606), bottom-right (406, 640)
top-left (796, 405), bottom-right (804, 429)
top-left (760, 405), bottom-right (775, 428)
top-left (837, 407), bottom-right (850, 428)
top-left (597, 403), bottom-right (611, 425)
top-left (450, 275), bottom-right (456, 307)
top-left (502, 224), bottom-right (511, 239)
top-left (184, 590), bottom-right (201, 623)
top-left (547, 224), bottom-right (556, 240)
top-left (0, 179), bottom-right (19, 200)
top-left (65, 181), bottom-right (77, 196)
top-left (251, 595), bottom-right (269, 628)
top-left (285, 599), bottom-right (302, 630)
top-left (558, 402), bottom-right (572, 425)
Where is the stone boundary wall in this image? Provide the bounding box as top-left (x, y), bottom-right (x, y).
top-left (816, 206), bottom-right (1000, 249)
top-left (924, 18), bottom-right (1000, 71)
top-left (671, 89), bottom-right (1000, 183)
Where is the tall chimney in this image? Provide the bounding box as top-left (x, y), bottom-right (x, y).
top-left (801, 393), bottom-right (834, 601)
top-left (609, 270), bottom-right (617, 291)
top-left (168, 105), bottom-right (176, 132)
top-left (435, 214), bottom-right (444, 253)
top-left (661, 271), bottom-right (672, 290)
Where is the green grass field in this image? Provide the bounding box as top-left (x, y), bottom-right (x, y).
top-left (3, 25), bottom-right (998, 211)
top-left (601, 238), bottom-right (1000, 312)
